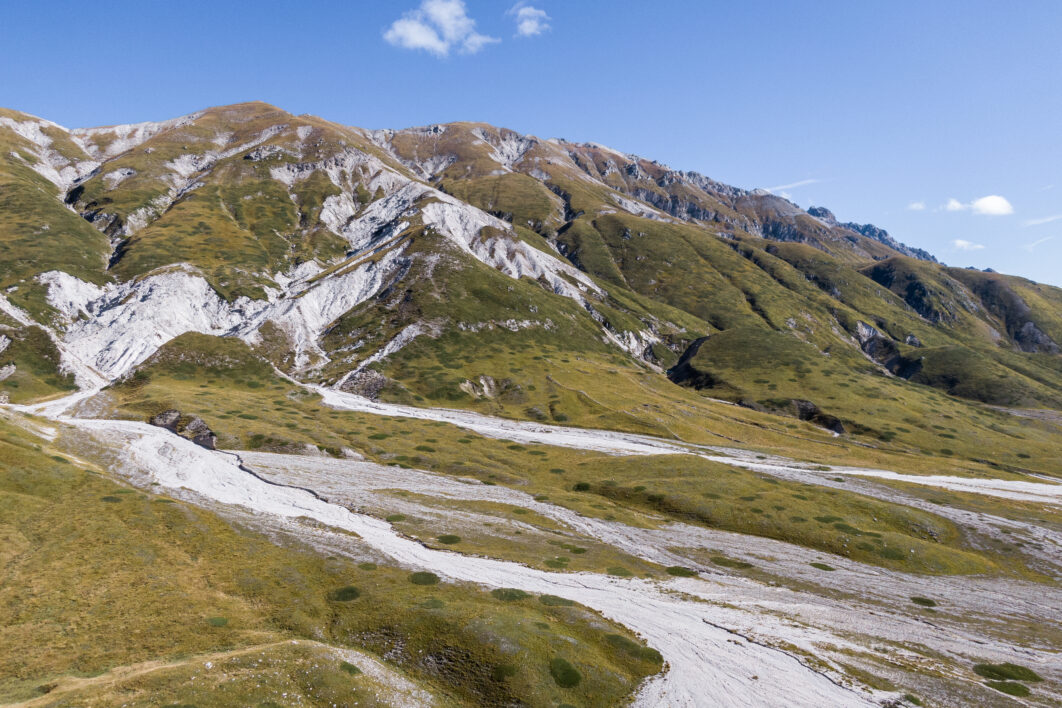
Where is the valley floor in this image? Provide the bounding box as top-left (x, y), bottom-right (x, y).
top-left (5, 387), bottom-right (1061, 706)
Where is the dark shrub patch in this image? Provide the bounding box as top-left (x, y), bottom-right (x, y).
top-left (974, 663), bottom-right (1042, 682)
top-left (385, 514), bottom-right (406, 522)
top-left (206, 616), bottom-right (228, 627)
top-left (549, 657), bottom-right (581, 688)
top-left (984, 681), bottom-right (1030, 697)
top-left (605, 634), bottom-right (663, 663)
top-left (409, 572), bottom-right (439, 585)
top-left (710, 556), bottom-right (753, 569)
top-left (910, 596), bottom-right (936, 607)
top-left (572, 482), bottom-right (590, 491)
top-left (539, 594), bottom-right (575, 607)
top-left (491, 588), bottom-right (530, 602)
top-left (810, 562), bottom-right (836, 571)
top-left (665, 566), bottom-right (698, 577)
top-left (339, 661), bottom-right (361, 675)
top-left (100, 496), bottom-right (122, 503)
top-left (437, 534), bottom-right (461, 545)
top-left (329, 586), bottom-right (361, 602)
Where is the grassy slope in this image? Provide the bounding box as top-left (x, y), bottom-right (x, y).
top-left (0, 119), bottom-right (110, 314)
top-left (94, 333), bottom-right (1042, 578)
top-left (0, 409), bottom-right (661, 707)
top-left (0, 318), bottom-right (76, 403)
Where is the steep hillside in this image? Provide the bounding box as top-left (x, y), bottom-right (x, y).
top-left (2, 102), bottom-right (1062, 450)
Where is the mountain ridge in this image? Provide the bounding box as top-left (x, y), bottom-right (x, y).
top-left (2, 101), bottom-right (1061, 445)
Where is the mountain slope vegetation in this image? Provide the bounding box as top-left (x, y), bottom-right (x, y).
top-left (2, 102), bottom-right (1061, 707)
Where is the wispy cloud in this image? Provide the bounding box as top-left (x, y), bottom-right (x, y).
top-left (907, 201), bottom-right (926, 211)
top-left (765, 178), bottom-right (820, 193)
top-left (508, 2), bottom-right (551, 36)
top-left (384, 0), bottom-right (498, 57)
top-left (952, 239), bottom-right (985, 251)
top-left (1023, 235), bottom-right (1055, 252)
top-left (942, 195), bottom-right (1014, 216)
top-left (1023, 214), bottom-right (1062, 227)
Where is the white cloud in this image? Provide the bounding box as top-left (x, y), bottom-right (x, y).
top-left (509, 3), bottom-right (551, 36)
top-left (1023, 236), bottom-right (1055, 252)
top-left (952, 239), bottom-right (985, 251)
top-left (765, 178), bottom-right (820, 193)
top-left (907, 201), bottom-right (926, 211)
top-left (970, 195), bottom-right (1013, 215)
top-left (1024, 214), bottom-right (1062, 227)
top-left (942, 195), bottom-right (1013, 215)
top-left (384, 0), bottom-right (499, 57)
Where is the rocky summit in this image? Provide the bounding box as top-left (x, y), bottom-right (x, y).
top-left (1, 102), bottom-right (1061, 707)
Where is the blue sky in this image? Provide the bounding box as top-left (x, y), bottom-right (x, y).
top-left (3, 0), bottom-right (1060, 284)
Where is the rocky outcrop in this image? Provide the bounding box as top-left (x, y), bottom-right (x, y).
top-left (854, 322), bottom-right (922, 378)
top-left (808, 206), bottom-right (937, 262)
top-left (149, 409), bottom-right (217, 450)
top-left (790, 399), bottom-right (846, 435)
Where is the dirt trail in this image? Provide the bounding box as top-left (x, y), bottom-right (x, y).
top-left (4, 641), bottom-right (291, 708)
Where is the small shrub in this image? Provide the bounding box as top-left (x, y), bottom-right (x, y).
top-left (409, 572), bottom-right (439, 585)
top-left (329, 586), bottom-right (361, 602)
top-left (492, 588), bottom-right (530, 602)
top-left (339, 661), bottom-right (362, 675)
top-left (984, 680), bottom-right (1030, 697)
top-left (973, 663), bottom-right (1042, 682)
top-left (437, 534), bottom-right (461, 545)
top-left (358, 562), bottom-right (377, 570)
top-left (572, 482), bottom-right (590, 491)
top-left (910, 596), bottom-right (936, 607)
top-left (810, 562), bottom-right (836, 571)
top-left (206, 616), bottom-right (228, 627)
top-left (100, 496), bottom-right (122, 503)
top-left (710, 556), bottom-right (753, 569)
top-left (539, 594), bottom-right (575, 607)
top-left (607, 566), bottom-right (633, 577)
top-left (665, 566), bottom-right (698, 577)
top-left (491, 664), bottom-right (517, 681)
top-left (549, 657), bottom-right (582, 688)
top-left (606, 634), bottom-right (663, 663)
top-left (385, 514), bottom-right (406, 522)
